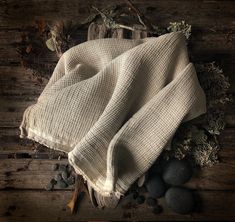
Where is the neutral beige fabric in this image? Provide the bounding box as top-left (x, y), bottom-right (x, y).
top-left (20, 32), bottom-right (206, 206)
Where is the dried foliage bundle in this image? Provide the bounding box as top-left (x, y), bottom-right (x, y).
top-left (14, 20), bottom-right (56, 79)
top-left (164, 62), bottom-right (231, 166)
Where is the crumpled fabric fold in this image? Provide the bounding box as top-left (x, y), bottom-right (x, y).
top-left (20, 31), bottom-right (206, 208)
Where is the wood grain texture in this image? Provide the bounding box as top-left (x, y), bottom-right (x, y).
top-left (0, 148), bottom-right (234, 190)
top-left (0, 159), bottom-right (71, 189)
top-left (0, 190), bottom-right (235, 221)
top-left (0, 0), bottom-right (235, 221)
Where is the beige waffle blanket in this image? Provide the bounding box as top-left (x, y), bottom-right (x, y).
top-left (20, 32), bottom-right (206, 206)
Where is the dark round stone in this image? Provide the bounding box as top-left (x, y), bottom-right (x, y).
top-left (66, 164), bottom-right (73, 173)
top-left (57, 180), bottom-right (68, 189)
top-left (54, 173), bottom-right (62, 181)
top-left (146, 174), bottom-right (166, 198)
top-left (65, 175), bottom-right (75, 185)
top-left (61, 171), bottom-right (68, 180)
top-left (138, 185), bottom-right (147, 194)
top-left (50, 178), bottom-right (57, 185)
top-left (59, 164), bottom-right (67, 171)
top-left (149, 157), bottom-right (166, 175)
top-left (132, 191), bottom-right (139, 199)
top-left (146, 197), bottom-right (157, 206)
top-left (136, 195), bottom-right (145, 204)
top-left (119, 193), bottom-right (135, 207)
top-left (45, 182), bottom-right (53, 191)
top-left (162, 159), bottom-right (193, 185)
top-left (45, 179), bottom-right (57, 191)
top-left (151, 205), bottom-right (163, 214)
top-left (165, 187), bottom-right (195, 214)
top-left (52, 163), bottom-right (59, 171)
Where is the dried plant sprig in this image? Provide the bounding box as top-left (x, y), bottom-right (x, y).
top-left (167, 21), bottom-right (192, 40)
top-left (92, 6), bottom-right (135, 31)
top-left (14, 20), bottom-right (56, 79)
top-left (90, 1), bottom-right (155, 32)
top-left (46, 21), bottom-right (79, 57)
top-left (124, 0), bottom-right (147, 29)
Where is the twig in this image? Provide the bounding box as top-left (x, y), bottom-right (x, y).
top-left (67, 174), bottom-right (83, 214)
top-left (92, 6), bottom-right (135, 31)
top-left (124, 0), bottom-right (153, 31)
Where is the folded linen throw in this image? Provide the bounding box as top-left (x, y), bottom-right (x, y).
top-left (20, 31), bottom-right (206, 207)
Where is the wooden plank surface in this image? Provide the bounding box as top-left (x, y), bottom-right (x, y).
top-left (0, 147), bottom-right (234, 191)
top-left (0, 190), bottom-right (235, 222)
top-left (0, 0), bottom-right (235, 221)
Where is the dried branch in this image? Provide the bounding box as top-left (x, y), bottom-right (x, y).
top-left (124, 0), bottom-right (153, 32)
top-left (92, 6), bottom-right (135, 31)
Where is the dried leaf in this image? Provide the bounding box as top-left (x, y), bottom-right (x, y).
top-left (46, 38), bottom-right (56, 51)
top-left (26, 44), bottom-right (32, 53)
top-left (36, 19), bottom-right (46, 35)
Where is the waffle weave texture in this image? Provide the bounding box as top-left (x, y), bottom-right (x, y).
top-left (20, 32), bottom-right (206, 205)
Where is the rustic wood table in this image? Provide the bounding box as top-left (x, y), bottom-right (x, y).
top-left (0, 0), bottom-right (235, 221)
